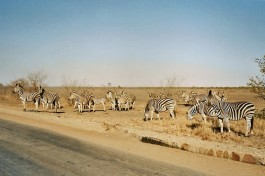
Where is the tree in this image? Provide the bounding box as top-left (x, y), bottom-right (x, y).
top-left (248, 55), bottom-right (265, 100)
top-left (27, 71), bottom-right (47, 90)
top-left (9, 71), bottom-right (47, 90)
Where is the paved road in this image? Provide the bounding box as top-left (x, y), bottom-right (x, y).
top-left (0, 118), bottom-right (206, 176)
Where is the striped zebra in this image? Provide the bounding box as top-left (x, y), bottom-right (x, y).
top-left (39, 86), bottom-right (60, 113)
top-left (120, 91), bottom-right (136, 110)
top-left (88, 96), bottom-right (106, 112)
top-left (187, 102), bottom-right (216, 123)
top-left (81, 91), bottom-right (93, 110)
top-left (68, 92), bottom-right (86, 113)
top-left (116, 95), bottom-right (129, 111)
top-left (13, 83), bottom-right (41, 111)
top-left (106, 91), bottom-right (118, 110)
top-left (207, 90), bottom-right (255, 136)
top-left (144, 98), bottom-right (176, 121)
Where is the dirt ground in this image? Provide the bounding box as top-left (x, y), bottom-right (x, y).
top-left (1, 87), bottom-right (265, 173)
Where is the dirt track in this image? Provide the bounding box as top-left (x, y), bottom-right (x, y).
top-left (0, 104), bottom-right (265, 176)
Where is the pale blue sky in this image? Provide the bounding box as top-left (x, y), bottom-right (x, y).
top-left (0, 0), bottom-right (265, 87)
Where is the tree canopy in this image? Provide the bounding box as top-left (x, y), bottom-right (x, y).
top-left (248, 55), bottom-right (265, 100)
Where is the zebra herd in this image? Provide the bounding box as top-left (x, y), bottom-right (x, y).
top-left (12, 84), bottom-right (256, 137)
top-left (144, 90), bottom-right (255, 137)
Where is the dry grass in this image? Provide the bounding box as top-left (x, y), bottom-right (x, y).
top-left (1, 86), bottom-right (265, 148)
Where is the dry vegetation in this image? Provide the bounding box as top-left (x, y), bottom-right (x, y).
top-left (1, 86), bottom-right (265, 150)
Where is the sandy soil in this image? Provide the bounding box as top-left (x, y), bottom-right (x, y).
top-left (0, 103), bottom-right (265, 176)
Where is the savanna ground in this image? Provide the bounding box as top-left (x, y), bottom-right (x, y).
top-left (1, 86), bottom-right (265, 165)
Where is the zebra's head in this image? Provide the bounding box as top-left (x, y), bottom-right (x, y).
top-left (13, 84), bottom-right (23, 93)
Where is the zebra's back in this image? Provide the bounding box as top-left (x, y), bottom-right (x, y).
top-left (218, 101), bottom-right (255, 120)
top-left (147, 98), bottom-right (176, 112)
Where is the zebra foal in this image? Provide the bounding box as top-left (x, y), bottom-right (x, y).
top-left (13, 83), bottom-right (41, 111)
top-left (144, 98), bottom-right (176, 121)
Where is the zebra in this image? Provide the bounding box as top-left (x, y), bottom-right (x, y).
top-left (207, 90), bottom-right (255, 136)
top-left (68, 92), bottom-right (86, 113)
top-left (190, 93), bottom-right (207, 104)
top-left (181, 92), bottom-right (206, 104)
top-left (81, 91), bottom-right (93, 110)
top-left (144, 98), bottom-right (176, 121)
top-left (116, 96), bottom-right (129, 111)
top-left (39, 86), bottom-right (60, 113)
top-left (88, 96), bottom-right (106, 112)
top-left (13, 83), bottom-right (41, 111)
top-left (120, 91), bottom-right (136, 110)
top-left (187, 102), bottom-right (216, 123)
top-left (105, 90), bottom-right (118, 110)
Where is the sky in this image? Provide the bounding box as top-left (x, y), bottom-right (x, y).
top-left (0, 0), bottom-right (265, 87)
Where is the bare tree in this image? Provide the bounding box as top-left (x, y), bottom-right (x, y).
top-left (248, 55), bottom-right (265, 100)
top-left (9, 77), bottom-right (30, 88)
top-left (27, 71), bottom-right (47, 90)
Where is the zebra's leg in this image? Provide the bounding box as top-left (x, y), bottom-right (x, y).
top-left (118, 103), bottom-right (121, 111)
top-left (50, 103), bottom-right (53, 109)
top-left (169, 110), bottom-right (175, 119)
top-left (46, 103), bottom-right (49, 111)
top-left (35, 100), bottom-right (39, 111)
top-left (22, 101), bottom-right (26, 111)
top-left (42, 101), bottom-right (45, 111)
top-left (58, 101), bottom-right (61, 109)
top-left (150, 110), bottom-right (154, 121)
top-left (74, 101), bottom-right (77, 109)
top-left (156, 112), bottom-right (160, 120)
top-left (78, 104), bottom-right (81, 112)
top-left (125, 102), bottom-right (129, 111)
top-left (245, 116), bottom-right (252, 137)
top-left (93, 104), bottom-right (96, 112)
top-left (224, 118), bottom-right (231, 132)
top-left (218, 118), bottom-right (224, 133)
top-left (54, 101), bottom-right (58, 113)
top-left (102, 103), bottom-right (106, 112)
top-left (201, 113), bottom-right (207, 123)
top-left (111, 102), bottom-right (115, 110)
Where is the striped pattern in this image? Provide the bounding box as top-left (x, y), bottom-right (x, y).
top-left (68, 92), bottom-right (86, 113)
top-left (105, 91), bottom-right (117, 110)
top-left (89, 96), bottom-right (106, 112)
top-left (13, 84), bottom-right (41, 111)
top-left (144, 98), bottom-right (176, 121)
top-left (187, 102), bottom-right (216, 122)
top-left (39, 87), bottom-right (60, 112)
top-left (209, 99), bottom-right (255, 136)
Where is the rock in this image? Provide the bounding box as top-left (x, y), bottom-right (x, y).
top-left (242, 154), bottom-right (257, 164)
top-left (223, 151), bottom-right (229, 159)
top-left (216, 150), bottom-right (223, 157)
top-left (181, 143), bottom-right (190, 151)
top-left (231, 152), bottom-right (240, 161)
top-left (199, 147), bottom-right (207, 154)
top-left (207, 149), bottom-right (214, 156)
